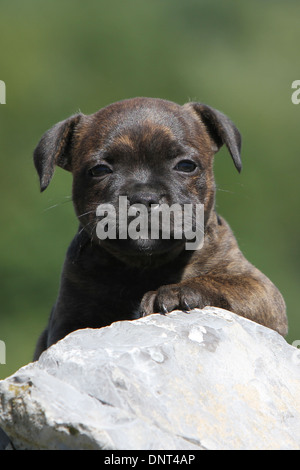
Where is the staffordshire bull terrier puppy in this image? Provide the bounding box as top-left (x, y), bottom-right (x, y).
top-left (33, 97), bottom-right (287, 359)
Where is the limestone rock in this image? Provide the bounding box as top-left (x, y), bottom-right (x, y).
top-left (0, 427), bottom-right (12, 450)
top-left (0, 307), bottom-right (300, 450)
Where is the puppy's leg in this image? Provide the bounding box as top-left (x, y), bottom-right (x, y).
top-left (140, 273), bottom-right (287, 336)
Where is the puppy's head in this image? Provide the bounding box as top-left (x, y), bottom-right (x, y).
top-left (34, 97), bottom-right (241, 262)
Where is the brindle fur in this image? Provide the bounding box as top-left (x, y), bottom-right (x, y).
top-left (33, 98), bottom-right (287, 359)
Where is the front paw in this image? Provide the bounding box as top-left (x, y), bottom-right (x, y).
top-left (140, 284), bottom-right (204, 317)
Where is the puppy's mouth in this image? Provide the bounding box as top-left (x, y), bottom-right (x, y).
top-left (98, 236), bottom-right (185, 268)
top-left (91, 198), bottom-right (204, 260)
top-left (96, 211), bottom-right (186, 255)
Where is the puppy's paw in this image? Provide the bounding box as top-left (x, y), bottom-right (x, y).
top-left (140, 284), bottom-right (204, 317)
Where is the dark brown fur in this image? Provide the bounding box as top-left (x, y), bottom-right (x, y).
top-left (33, 97), bottom-right (287, 359)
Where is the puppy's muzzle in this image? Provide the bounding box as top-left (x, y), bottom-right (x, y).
top-left (128, 191), bottom-right (161, 209)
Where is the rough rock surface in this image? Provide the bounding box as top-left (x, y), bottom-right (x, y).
top-left (0, 307), bottom-right (300, 450)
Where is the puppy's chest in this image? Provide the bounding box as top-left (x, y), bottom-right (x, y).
top-left (68, 239), bottom-right (188, 304)
top-left (73, 259), bottom-right (182, 308)
top-left (94, 265), bottom-right (181, 301)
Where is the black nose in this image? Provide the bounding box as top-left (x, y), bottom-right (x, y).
top-left (129, 192), bottom-right (160, 208)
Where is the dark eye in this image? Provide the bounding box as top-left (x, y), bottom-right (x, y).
top-left (174, 160), bottom-right (197, 173)
top-left (88, 164), bottom-right (112, 177)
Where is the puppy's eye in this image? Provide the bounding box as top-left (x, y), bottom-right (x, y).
top-left (174, 160), bottom-right (197, 173)
top-left (88, 164), bottom-right (112, 177)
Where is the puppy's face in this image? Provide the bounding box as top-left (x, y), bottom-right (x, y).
top-left (34, 98), bottom-right (241, 262)
top-left (72, 99), bottom-right (216, 258)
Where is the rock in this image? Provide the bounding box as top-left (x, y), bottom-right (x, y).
top-left (0, 427), bottom-right (13, 450)
top-left (0, 307), bottom-right (300, 450)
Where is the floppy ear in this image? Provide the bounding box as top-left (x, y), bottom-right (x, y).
top-left (187, 103), bottom-right (242, 173)
top-left (33, 113), bottom-right (82, 192)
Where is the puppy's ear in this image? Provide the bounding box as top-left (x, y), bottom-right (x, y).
top-left (187, 103), bottom-right (242, 173)
top-left (33, 113), bottom-right (82, 192)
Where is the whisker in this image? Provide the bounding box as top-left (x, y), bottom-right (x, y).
top-left (43, 204), bottom-right (61, 213)
top-left (77, 209), bottom-right (97, 219)
top-left (216, 187), bottom-right (235, 194)
top-left (88, 202), bottom-right (107, 207)
top-left (78, 221), bottom-right (95, 236)
top-left (43, 197), bottom-right (73, 213)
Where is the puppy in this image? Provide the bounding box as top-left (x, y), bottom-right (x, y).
top-left (33, 97), bottom-right (287, 359)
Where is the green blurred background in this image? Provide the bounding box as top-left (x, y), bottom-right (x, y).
top-left (1, 0), bottom-right (299, 379)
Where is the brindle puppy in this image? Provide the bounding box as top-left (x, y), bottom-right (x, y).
top-left (33, 98), bottom-right (287, 359)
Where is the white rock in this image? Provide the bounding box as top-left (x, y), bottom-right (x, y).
top-left (0, 307), bottom-right (300, 450)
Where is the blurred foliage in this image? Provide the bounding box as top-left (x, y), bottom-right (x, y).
top-left (1, 0), bottom-right (299, 378)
